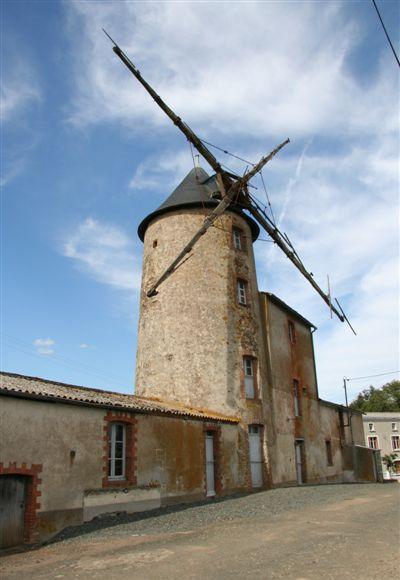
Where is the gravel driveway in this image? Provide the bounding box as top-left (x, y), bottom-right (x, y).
top-left (2, 483), bottom-right (399, 579)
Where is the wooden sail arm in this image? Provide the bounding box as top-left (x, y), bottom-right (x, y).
top-left (242, 201), bottom-right (345, 322)
top-left (146, 139), bottom-right (290, 297)
top-left (104, 30), bottom-right (231, 187)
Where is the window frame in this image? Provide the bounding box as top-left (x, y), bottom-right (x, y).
top-left (391, 435), bottom-right (400, 451)
top-left (243, 356), bottom-right (257, 399)
top-left (232, 227), bottom-right (245, 251)
top-left (367, 435), bottom-right (379, 450)
top-left (392, 422), bottom-right (398, 431)
top-left (108, 422), bottom-right (127, 481)
top-left (368, 422), bottom-right (375, 432)
top-left (237, 278), bottom-right (248, 306)
top-left (288, 320), bottom-right (296, 345)
top-left (293, 379), bottom-right (302, 417)
top-left (325, 440), bottom-right (333, 466)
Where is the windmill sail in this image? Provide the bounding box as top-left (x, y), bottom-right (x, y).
top-left (104, 31), bottom-right (346, 324)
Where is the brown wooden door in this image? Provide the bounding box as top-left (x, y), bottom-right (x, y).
top-left (0, 475), bottom-right (26, 549)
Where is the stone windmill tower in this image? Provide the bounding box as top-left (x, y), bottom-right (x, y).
top-left (103, 33), bottom-right (349, 419)
top-left (135, 166), bottom-right (267, 418)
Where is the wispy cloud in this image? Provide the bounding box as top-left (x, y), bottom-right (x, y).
top-left (62, 2), bottom-right (399, 403)
top-left (129, 149), bottom-right (193, 192)
top-left (34, 338), bottom-right (55, 356)
top-left (1, 52), bottom-right (41, 123)
top-left (65, 2), bottom-right (396, 140)
top-left (1, 46), bottom-right (42, 188)
top-left (254, 133), bottom-right (398, 402)
top-left (62, 218), bottom-right (141, 293)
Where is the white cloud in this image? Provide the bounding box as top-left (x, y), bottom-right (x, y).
top-left (253, 134), bottom-right (398, 402)
top-left (79, 343), bottom-right (96, 350)
top-left (65, 2), bottom-right (397, 140)
top-left (63, 218), bottom-right (141, 292)
top-left (129, 149), bottom-right (193, 191)
top-left (1, 54), bottom-right (41, 123)
top-left (34, 338), bottom-right (55, 356)
top-left (62, 1), bottom-right (399, 403)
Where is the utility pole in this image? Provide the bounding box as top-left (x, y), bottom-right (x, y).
top-left (343, 377), bottom-right (349, 407)
top-left (343, 377), bottom-right (354, 445)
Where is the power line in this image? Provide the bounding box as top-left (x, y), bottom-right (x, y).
top-left (199, 137), bottom-right (255, 166)
top-left (346, 370), bottom-right (399, 381)
top-left (371, 0), bottom-right (400, 68)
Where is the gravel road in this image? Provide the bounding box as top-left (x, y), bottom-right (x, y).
top-left (2, 483), bottom-right (399, 579)
top-left (51, 483), bottom-right (383, 543)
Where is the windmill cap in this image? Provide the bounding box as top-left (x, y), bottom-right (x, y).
top-left (137, 167), bottom-right (260, 242)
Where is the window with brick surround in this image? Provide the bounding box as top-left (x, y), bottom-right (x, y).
top-left (391, 435), bottom-right (400, 451)
top-left (232, 227), bottom-right (245, 251)
top-left (103, 413), bottom-right (136, 489)
top-left (243, 357), bottom-right (256, 399)
top-left (108, 423), bottom-right (126, 480)
top-left (293, 379), bottom-right (301, 417)
top-left (325, 440), bottom-right (333, 466)
top-left (237, 279), bottom-right (248, 305)
top-left (367, 436), bottom-right (379, 449)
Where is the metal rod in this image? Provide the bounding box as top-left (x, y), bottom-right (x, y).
top-left (242, 202), bottom-right (345, 322)
top-left (104, 30), bottom-right (231, 188)
top-left (327, 274), bottom-right (332, 319)
top-left (334, 298), bottom-right (357, 335)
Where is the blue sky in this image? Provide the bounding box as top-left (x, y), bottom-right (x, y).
top-left (2, 0), bottom-right (399, 403)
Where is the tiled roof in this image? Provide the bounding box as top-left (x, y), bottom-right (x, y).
top-left (0, 372), bottom-right (239, 424)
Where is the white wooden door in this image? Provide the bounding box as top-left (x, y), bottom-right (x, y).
top-left (249, 426), bottom-right (263, 488)
top-left (295, 441), bottom-right (303, 485)
top-left (205, 432), bottom-right (215, 497)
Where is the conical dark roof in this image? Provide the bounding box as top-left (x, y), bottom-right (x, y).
top-left (138, 167), bottom-right (259, 241)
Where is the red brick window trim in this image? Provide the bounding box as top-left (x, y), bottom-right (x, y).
top-left (103, 412), bottom-right (137, 488)
top-left (203, 423), bottom-right (223, 496)
top-left (0, 462), bottom-right (42, 544)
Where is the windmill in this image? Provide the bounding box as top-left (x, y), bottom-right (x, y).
top-left (103, 30), bottom-right (355, 333)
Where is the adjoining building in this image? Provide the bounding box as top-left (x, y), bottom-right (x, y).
top-left (0, 167), bottom-right (380, 549)
top-left (363, 412), bottom-right (400, 478)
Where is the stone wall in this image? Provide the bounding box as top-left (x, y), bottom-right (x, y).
top-left (135, 208), bottom-right (266, 421)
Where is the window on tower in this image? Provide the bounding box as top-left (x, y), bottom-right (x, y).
top-left (232, 227), bottom-right (245, 251)
top-left (243, 356), bottom-right (257, 399)
top-left (237, 279), bottom-right (248, 305)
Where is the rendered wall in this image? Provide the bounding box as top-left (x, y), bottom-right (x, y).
top-left (0, 396), bottom-right (244, 543)
top-left (259, 294), bottom-right (371, 486)
top-left (136, 415), bottom-right (246, 503)
top-left (0, 397), bottom-right (104, 539)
